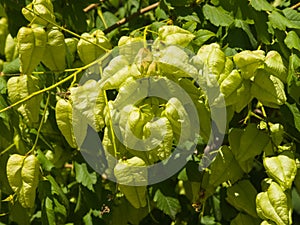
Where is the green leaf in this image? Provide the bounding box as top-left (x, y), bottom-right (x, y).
top-left (9, 201), bottom-right (31, 225)
top-left (230, 213), bottom-right (261, 225)
top-left (226, 180), bottom-right (258, 218)
top-left (251, 70), bottom-right (286, 108)
top-left (269, 123), bottom-right (284, 146)
top-left (269, 10), bottom-right (299, 30)
top-left (283, 8), bottom-right (300, 27)
top-left (192, 29), bottom-right (215, 46)
top-left (0, 94), bottom-right (9, 122)
top-left (7, 154), bottom-right (40, 208)
top-left (256, 182), bottom-right (291, 225)
top-left (36, 149), bottom-right (54, 172)
top-left (229, 124), bottom-right (272, 173)
top-left (287, 54), bottom-right (300, 104)
top-left (2, 57), bottom-right (20, 75)
top-left (284, 31), bottom-right (300, 51)
top-left (203, 146), bottom-right (244, 189)
top-left (234, 19), bottom-right (257, 48)
top-left (183, 20), bottom-right (197, 32)
top-left (249, 0), bottom-right (273, 11)
top-left (264, 153), bottom-right (297, 191)
top-left (153, 189), bottom-right (181, 220)
top-left (74, 162), bottom-right (97, 191)
top-left (283, 103), bottom-right (300, 132)
top-left (203, 5), bottom-right (234, 27)
top-left (111, 199), bottom-right (149, 225)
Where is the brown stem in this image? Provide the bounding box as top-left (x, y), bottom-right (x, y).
top-left (103, 2), bottom-right (160, 34)
top-left (291, 2), bottom-right (300, 9)
top-left (83, 3), bottom-right (100, 12)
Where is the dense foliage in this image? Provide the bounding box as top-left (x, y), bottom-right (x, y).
top-left (1, 0), bottom-right (300, 224)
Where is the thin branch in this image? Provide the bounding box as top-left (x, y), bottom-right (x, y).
top-left (103, 2), bottom-right (160, 34)
top-left (0, 52), bottom-right (111, 114)
top-left (83, 3), bottom-right (100, 13)
top-left (291, 2), bottom-right (300, 9)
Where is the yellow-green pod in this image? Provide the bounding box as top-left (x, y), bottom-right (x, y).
top-left (7, 154), bottom-right (40, 208)
top-left (5, 34), bottom-right (18, 62)
top-left (17, 26), bottom-right (47, 75)
top-left (55, 98), bottom-right (77, 148)
top-left (114, 157), bottom-right (147, 208)
top-left (77, 29), bottom-right (111, 65)
top-left (22, 0), bottom-right (55, 27)
top-left (65, 37), bottom-right (78, 65)
top-left (41, 28), bottom-right (66, 71)
top-left (0, 17), bottom-right (8, 56)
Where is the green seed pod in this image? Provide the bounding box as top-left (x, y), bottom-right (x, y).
top-left (263, 153), bottom-right (297, 191)
top-left (0, 17), bottom-right (9, 56)
top-left (5, 34), bottom-right (18, 62)
top-left (22, 0), bottom-right (56, 27)
top-left (55, 98), bottom-right (77, 148)
top-left (7, 75), bottom-right (42, 126)
top-left (264, 50), bottom-right (287, 83)
top-left (128, 106), bottom-right (147, 139)
top-left (17, 26), bottom-right (47, 75)
top-left (256, 182), bottom-right (291, 225)
top-left (65, 38), bottom-right (78, 65)
top-left (157, 25), bottom-right (195, 47)
top-left (41, 28), bottom-right (66, 71)
top-left (114, 157), bottom-right (147, 208)
top-left (0, 59), bottom-right (3, 72)
top-left (7, 154), bottom-right (40, 208)
top-left (77, 29), bottom-right (111, 65)
top-left (220, 69), bottom-right (243, 106)
top-left (233, 50), bottom-right (265, 79)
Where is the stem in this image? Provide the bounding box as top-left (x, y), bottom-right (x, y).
top-left (29, 93), bottom-right (51, 154)
top-left (98, 8), bottom-right (108, 29)
top-left (0, 52), bottom-right (111, 114)
top-left (291, 2), bottom-right (300, 9)
top-left (103, 2), bottom-right (160, 34)
top-left (0, 143), bottom-right (15, 157)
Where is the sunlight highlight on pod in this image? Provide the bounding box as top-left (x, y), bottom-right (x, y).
top-left (71, 40), bottom-right (227, 186)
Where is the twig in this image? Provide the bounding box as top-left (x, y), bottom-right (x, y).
top-left (83, 3), bottom-right (100, 12)
top-left (291, 2), bottom-right (300, 9)
top-left (0, 52), bottom-right (111, 114)
top-left (103, 2), bottom-right (160, 34)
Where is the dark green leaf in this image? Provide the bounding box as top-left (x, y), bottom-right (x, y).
top-left (249, 0), bottom-right (273, 11)
top-left (235, 19), bottom-right (257, 48)
top-left (0, 77), bottom-right (6, 94)
top-left (153, 189), bottom-right (181, 220)
top-left (284, 31), bottom-right (300, 51)
top-left (203, 5), bottom-right (234, 27)
top-left (74, 162), bottom-right (97, 191)
top-left (192, 29), bottom-right (215, 46)
top-left (283, 8), bottom-right (300, 27)
top-left (269, 10), bottom-right (299, 30)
